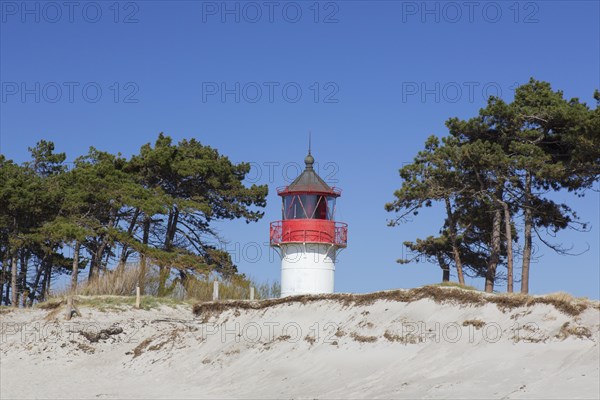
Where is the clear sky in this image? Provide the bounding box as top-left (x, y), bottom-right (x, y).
top-left (1, 0), bottom-right (598, 298)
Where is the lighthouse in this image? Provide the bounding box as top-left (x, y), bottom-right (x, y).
top-left (269, 147), bottom-right (348, 297)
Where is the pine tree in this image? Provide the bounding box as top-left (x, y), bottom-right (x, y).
top-left (388, 79), bottom-right (599, 292)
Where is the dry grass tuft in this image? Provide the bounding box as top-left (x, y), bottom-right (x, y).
top-left (184, 276), bottom-right (280, 302)
top-left (487, 293), bottom-right (530, 311)
top-left (433, 282), bottom-right (478, 291)
top-left (45, 264), bottom-right (280, 307)
top-left (487, 292), bottom-right (588, 316)
top-left (462, 319), bottom-right (486, 329)
top-left (38, 295), bottom-right (188, 314)
top-left (411, 285), bottom-right (485, 305)
top-left (334, 328), bottom-right (346, 337)
top-left (37, 298), bottom-right (65, 310)
top-left (535, 296), bottom-right (588, 316)
top-left (77, 267), bottom-right (142, 297)
top-left (304, 335), bottom-right (316, 345)
top-left (555, 322), bottom-right (592, 340)
top-left (383, 331), bottom-right (402, 342)
top-left (383, 331), bottom-right (421, 344)
top-left (350, 332), bottom-right (378, 343)
top-left (545, 292), bottom-right (576, 303)
top-left (192, 285), bottom-right (594, 321)
top-left (133, 338), bottom-right (153, 358)
top-left (191, 286), bottom-right (485, 321)
top-left (80, 326), bottom-right (123, 343)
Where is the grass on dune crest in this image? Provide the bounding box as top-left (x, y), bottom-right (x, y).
top-left (37, 295), bottom-right (190, 312)
top-left (193, 284), bottom-right (597, 321)
top-left (432, 282), bottom-right (478, 291)
top-left (35, 263), bottom-right (280, 312)
top-left (33, 282), bottom-right (597, 320)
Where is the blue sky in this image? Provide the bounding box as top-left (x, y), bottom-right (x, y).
top-left (1, 0), bottom-right (598, 298)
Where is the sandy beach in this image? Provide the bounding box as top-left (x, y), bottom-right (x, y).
top-left (1, 289), bottom-right (599, 399)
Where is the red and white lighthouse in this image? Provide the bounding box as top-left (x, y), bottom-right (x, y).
top-left (270, 148), bottom-right (348, 297)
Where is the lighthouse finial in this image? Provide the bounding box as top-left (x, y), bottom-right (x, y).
top-left (304, 130), bottom-right (314, 169)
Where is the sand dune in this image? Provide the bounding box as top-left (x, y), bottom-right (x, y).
top-left (1, 288), bottom-right (599, 399)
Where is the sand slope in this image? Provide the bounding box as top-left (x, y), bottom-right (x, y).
top-left (1, 289), bottom-right (599, 399)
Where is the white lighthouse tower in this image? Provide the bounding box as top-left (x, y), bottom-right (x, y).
top-left (269, 147), bottom-right (348, 297)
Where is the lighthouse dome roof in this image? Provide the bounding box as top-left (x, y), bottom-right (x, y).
top-left (278, 152), bottom-right (340, 196)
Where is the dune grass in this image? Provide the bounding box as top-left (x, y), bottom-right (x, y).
top-left (39, 263), bottom-right (280, 312)
top-left (193, 284), bottom-right (597, 321)
top-left (34, 268), bottom-right (596, 321)
top-left (37, 294), bottom-right (191, 312)
top-left (0, 305), bottom-right (14, 314)
top-left (432, 282), bottom-right (478, 291)
top-left (556, 321), bottom-right (593, 340)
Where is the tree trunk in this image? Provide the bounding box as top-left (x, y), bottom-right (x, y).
top-left (116, 208), bottom-right (140, 275)
top-left (485, 208), bottom-right (502, 293)
top-left (71, 241), bottom-right (80, 292)
top-left (2, 257), bottom-right (9, 306)
top-left (165, 210), bottom-right (174, 248)
top-left (521, 172), bottom-right (532, 294)
top-left (28, 258), bottom-right (46, 307)
top-left (501, 201), bottom-right (514, 292)
top-left (3, 270), bottom-right (9, 305)
top-left (39, 260), bottom-right (48, 302)
top-left (102, 249), bottom-right (112, 274)
top-left (90, 207), bottom-right (118, 280)
top-left (437, 254), bottom-right (450, 282)
top-left (4, 263), bottom-right (10, 306)
top-left (138, 217), bottom-right (150, 295)
top-left (39, 260), bottom-right (52, 302)
top-left (159, 208), bottom-right (178, 297)
top-left (168, 209), bottom-right (179, 247)
top-left (158, 267), bottom-right (169, 297)
top-left (11, 252), bottom-right (18, 307)
top-left (19, 251), bottom-right (28, 307)
top-left (442, 268), bottom-right (450, 282)
top-left (159, 208), bottom-right (175, 293)
top-left (90, 247), bottom-right (104, 281)
top-left (88, 249), bottom-right (97, 281)
top-left (521, 215), bottom-right (532, 293)
top-left (444, 197), bottom-right (465, 285)
top-left (0, 256), bottom-right (5, 305)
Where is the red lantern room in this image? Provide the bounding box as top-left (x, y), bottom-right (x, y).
top-left (270, 150), bottom-right (348, 247)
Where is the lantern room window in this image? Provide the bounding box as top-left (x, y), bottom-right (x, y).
top-left (283, 194), bottom-right (336, 220)
top-left (327, 196), bottom-right (336, 219)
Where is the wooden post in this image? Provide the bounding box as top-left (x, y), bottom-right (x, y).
top-left (213, 281), bottom-right (219, 301)
top-left (65, 296), bottom-right (73, 320)
top-left (250, 287), bottom-right (255, 301)
top-left (65, 295), bottom-right (81, 321)
top-left (135, 286), bottom-right (141, 309)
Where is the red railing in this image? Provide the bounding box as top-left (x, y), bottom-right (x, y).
top-left (277, 186), bottom-right (343, 196)
top-left (270, 220), bottom-right (348, 247)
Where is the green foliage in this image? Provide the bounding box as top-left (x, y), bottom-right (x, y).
top-left (0, 133), bottom-right (269, 306)
top-left (387, 79), bottom-right (599, 292)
